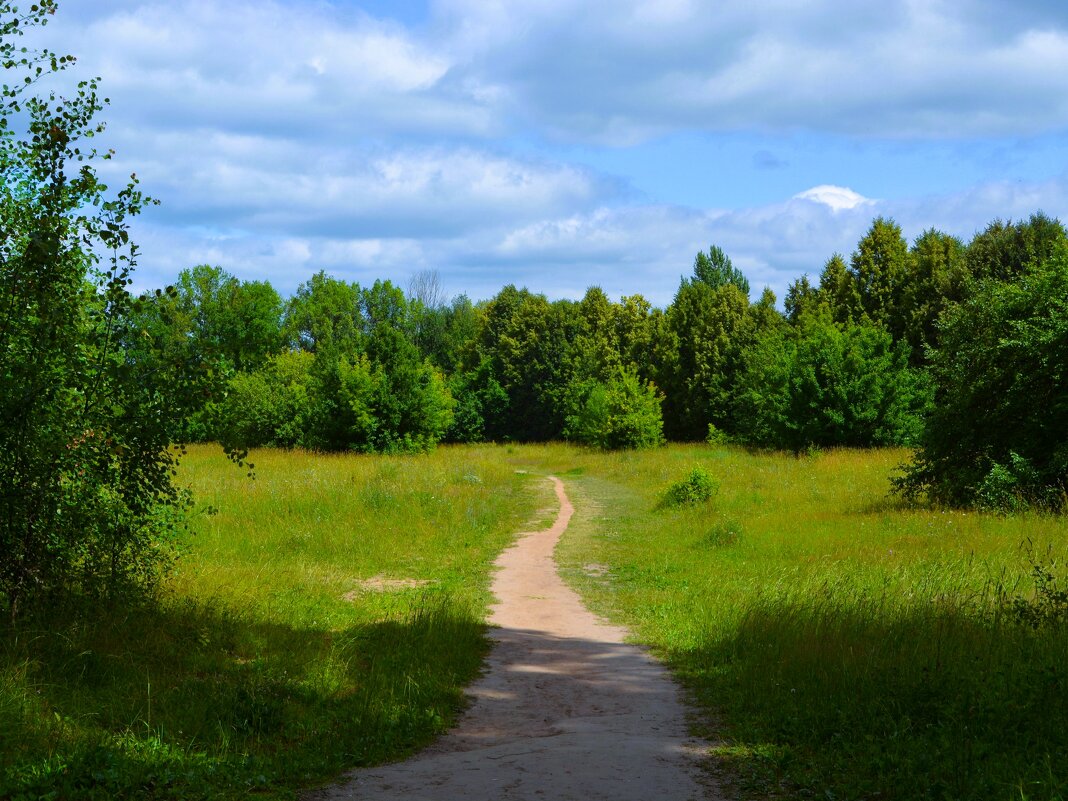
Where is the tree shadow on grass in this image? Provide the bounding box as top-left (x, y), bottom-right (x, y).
top-left (311, 623), bottom-right (705, 801)
top-left (672, 598), bottom-right (1068, 801)
top-left (0, 595), bottom-right (486, 800)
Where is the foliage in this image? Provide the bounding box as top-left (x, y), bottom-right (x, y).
top-left (170, 265), bottom-right (284, 373)
top-left (692, 244), bottom-right (750, 296)
top-left (0, 2), bottom-right (222, 613)
top-left (214, 351), bottom-right (315, 449)
top-left (446, 358), bottom-right (509, 443)
top-left (737, 309), bottom-right (928, 452)
top-left (965, 212), bottom-right (1067, 285)
top-left (282, 271), bottom-right (363, 354)
top-left (1004, 543), bottom-right (1068, 630)
top-left (661, 281), bottom-right (754, 440)
top-left (896, 250), bottom-right (1068, 508)
top-left (661, 466), bottom-right (719, 507)
top-left (563, 369), bottom-right (664, 450)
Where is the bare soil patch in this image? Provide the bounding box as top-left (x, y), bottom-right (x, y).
top-left (340, 576), bottom-right (433, 600)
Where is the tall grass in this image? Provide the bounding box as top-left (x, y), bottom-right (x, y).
top-left (516, 444), bottom-right (1068, 801)
top-left (0, 444), bottom-right (541, 800)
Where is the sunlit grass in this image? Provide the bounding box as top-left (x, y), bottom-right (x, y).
top-left (513, 443), bottom-right (1068, 801)
top-left (0, 444), bottom-right (543, 800)
top-left (4, 442), bottom-right (1065, 800)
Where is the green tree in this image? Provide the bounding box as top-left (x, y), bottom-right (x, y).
top-left (850, 217), bottom-right (909, 337)
top-left (897, 248), bottom-right (1068, 509)
top-left (445, 357), bottom-right (509, 443)
top-left (784, 275), bottom-right (818, 323)
top-left (0, 3), bottom-right (222, 613)
top-left (214, 351), bottom-right (315, 449)
top-left (477, 286), bottom-right (578, 441)
top-left (900, 229), bottom-right (967, 364)
top-left (817, 252), bottom-right (860, 325)
top-left (737, 309), bottom-right (927, 452)
top-left (965, 213), bottom-right (1067, 285)
top-left (692, 244), bottom-right (750, 296)
top-left (612, 293), bottom-right (656, 381)
top-left (661, 281), bottom-right (753, 440)
top-left (283, 271), bottom-right (363, 354)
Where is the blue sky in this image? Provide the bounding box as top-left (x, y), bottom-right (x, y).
top-left (37, 0), bottom-right (1068, 305)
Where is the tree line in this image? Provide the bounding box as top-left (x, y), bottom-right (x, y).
top-left (139, 213), bottom-right (1068, 512)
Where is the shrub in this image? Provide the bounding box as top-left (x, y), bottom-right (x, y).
top-left (215, 352), bottom-right (315, 449)
top-left (706, 424), bottom-right (730, 445)
top-left (896, 249), bottom-right (1068, 508)
top-left (662, 467), bottom-right (719, 507)
top-left (564, 369), bottom-right (664, 450)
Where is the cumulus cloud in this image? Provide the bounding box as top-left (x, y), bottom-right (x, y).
top-left (51, 1), bottom-right (492, 139)
top-left (437, 0), bottom-right (1068, 141)
top-left (20, 1), bottom-right (1068, 311)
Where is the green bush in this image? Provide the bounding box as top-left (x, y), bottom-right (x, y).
top-left (564, 369), bottom-right (664, 450)
top-left (896, 249), bottom-right (1068, 508)
top-left (215, 351), bottom-right (315, 449)
top-left (661, 467), bottom-right (719, 507)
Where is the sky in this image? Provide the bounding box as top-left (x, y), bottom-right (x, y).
top-left (28, 0), bottom-right (1068, 306)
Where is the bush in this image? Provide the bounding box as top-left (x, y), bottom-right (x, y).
top-left (896, 249), bottom-right (1068, 508)
top-left (661, 467), bottom-right (719, 507)
top-left (564, 369), bottom-right (664, 450)
top-left (706, 424), bottom-right (730, 445)
top-left (0, 6), bottom-right (224, 612)
top-left (215, 352), bottom-right (315, 449)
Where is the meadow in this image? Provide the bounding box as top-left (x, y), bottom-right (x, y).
top-left (520, 444), bottom-right (1068, 801)
top-left (2, 442), bottom-right (1066, 800)
top-left (0, 444), bottom-right (543, 800)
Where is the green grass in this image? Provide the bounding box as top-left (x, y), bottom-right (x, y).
top-left (508, 443), bottom-right (1068, 801)
top-left (4, 442), bottom-right (1066, 800)
top-left (0, 444), bottom-right (543, 800)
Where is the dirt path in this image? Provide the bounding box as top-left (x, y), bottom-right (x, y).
top-left (311, 476), bottom-right (718, 801)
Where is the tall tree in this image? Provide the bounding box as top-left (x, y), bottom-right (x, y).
top-left (662, 280), bottom-right (753, 440)
top-left (849, 217), bottom-right (909, 337)
top-left (897, 247), bottom-right (1068, 509)
top-left (0, 2), bottom-right (221, 613)
top-left (283, 271), bottom-right (363, 355)
top-left (691, 244), bottom-right (750, 296)
top-left (965, 213), bottom-right (1068, 285)
top-left (900, 229), bottom-right (967, 364)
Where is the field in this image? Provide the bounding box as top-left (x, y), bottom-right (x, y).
top-left (2, 443), bottom-right (1067, 800)
top-left (522, 444), bottom-right (1068, 801)
top-left (0, 444), bottom-right (543, 800)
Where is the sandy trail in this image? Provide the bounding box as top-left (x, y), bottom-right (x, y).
top-left (311, 476), bottom-right (717, 801)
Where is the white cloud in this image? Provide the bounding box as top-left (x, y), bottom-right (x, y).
top-left (51, 1), bottom-right (493, 139)
top-left (794, 185), bottom-right (874, 212)
top-left (436, 0), bottom-right (1068, 141)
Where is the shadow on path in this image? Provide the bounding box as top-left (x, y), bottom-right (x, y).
top-left (309, 477), bottom-right (717, 801)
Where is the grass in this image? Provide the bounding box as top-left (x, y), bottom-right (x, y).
top-left (507, 443), bottom-right (1068, 801)
top-left (4, 442), bottom-right (1066, 800)
top-left (0, 444), bottom-right (543, 800)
